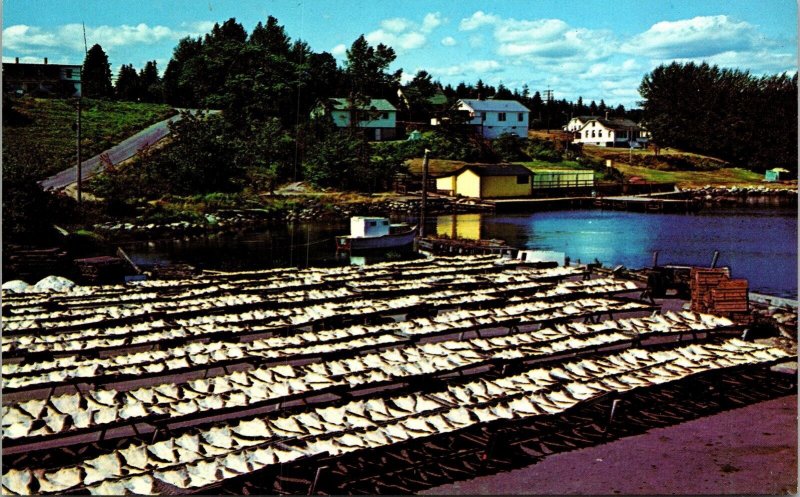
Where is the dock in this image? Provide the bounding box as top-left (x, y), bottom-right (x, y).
top-left (492, 192), bottom-right (700, 213)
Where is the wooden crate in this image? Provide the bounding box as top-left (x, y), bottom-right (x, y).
top-left (690, 267), bottom-right (731, 312)
top-left (710, 279), bottom-right (749, 313)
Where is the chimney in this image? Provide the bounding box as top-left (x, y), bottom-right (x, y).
top-left (15, 57), bottom-right (19, 64)
top-left (44, 57), bottom-right (48, 64)
top-left (605, 111), bottom-right (609, 120)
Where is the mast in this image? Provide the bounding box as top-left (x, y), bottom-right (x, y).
top-left (419, 149), bottom-right (430, 238)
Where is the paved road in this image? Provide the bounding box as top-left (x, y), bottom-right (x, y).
top-left (39, 109), bottom-right (217, 191)
top-left (422, 394), bottom-right (797, 495)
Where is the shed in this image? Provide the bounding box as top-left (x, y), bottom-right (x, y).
top-left (765, 168), bottom-right (790, 182)
top-left (435, 164), bottom-right (532, 199)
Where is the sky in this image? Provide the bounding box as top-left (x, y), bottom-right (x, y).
top-left (3, 0), bottom-right (797, 107)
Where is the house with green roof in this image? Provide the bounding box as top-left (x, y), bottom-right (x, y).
top-left (314, 97), bottom-right (397, 141)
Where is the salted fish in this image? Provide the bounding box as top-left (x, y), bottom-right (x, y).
top-left (119, 444), bottom-right (150, 470)
top-left (90, 389), bottom-right (118, 406)
top-left (443, 407), bottom-right (472, 427)
top-left (363, 429), bottom-right (390, 446)
top-left (37, 466), bottom-right (84, 493)
top-left (233, 418), bottom-right (270, 439)
top-left (508, 397), bottom-right (539, 416)
top-left (274, 446), bottom-right (305, 463)
top-left (19, 398), bottom-right (47, 418)
top-left (489, 403), bottom-right (515, 419)
top-left (383, 423), bottom-right (411, 442)
top-left (148, 440), bottom-right (177, 463)
top-left (202, 426), bottom-right (235, 449)
top-left (222, 452), bottom-right (250, 474)
top-left (2, 468), bottom-right (32, 495)
top-left (88, 479), bottom-right (127, 495)
top-left (246, 447), bottom-right (276, 467)
top-left (271, 416), bottom-right (305, 436)
top-left (84, 452), bottom-right (123, 484)
top-left (124, 474), bottom-right (155, 495)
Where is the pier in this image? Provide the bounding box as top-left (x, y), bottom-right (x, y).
top-left (492, 192), bottom-right (700, 213)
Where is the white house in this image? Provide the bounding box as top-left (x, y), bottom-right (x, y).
top-left (563, 115), bottom-right (598, 133)
top-left (571, 117), bottom-right (650, 148)
top-left (315, 97), bottom-right (397, 141)
top-left (455, 99), bottom-right (530, 139)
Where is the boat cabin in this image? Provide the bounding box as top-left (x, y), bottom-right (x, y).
top-left (350, 217), bottom-right (391, 238)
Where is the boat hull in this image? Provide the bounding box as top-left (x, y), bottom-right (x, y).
top-left (336, 226), bottom-right (417, 252)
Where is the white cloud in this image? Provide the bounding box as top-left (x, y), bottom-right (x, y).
top-left (331, 43), bottom-right (347, 56)
top-left (381, 18), bottom-right (412, 33)
top-left (629, 15), bottom-right (756, 58)
top-left (669, 49), bottom-right (798, 75)
top-left (366, 29), bottom-right (426, 51)
top-left (429, 59), bottom-right (502, 78)
top-left (421, 12), bottom-right (443, 33)
top-left (441, 36), bottom-right (457, 47)
top-left (459, 11), bottom-right (499, 31)
top-left (365, 12), bottom-right (444, 53)
top-left (468, 34), bottom-right (485, 48)
top-left (3, 22), bottom-right (215, 54)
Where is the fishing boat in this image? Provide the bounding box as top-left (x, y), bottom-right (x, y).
top-left (335, 217), bottom-right (417, 252)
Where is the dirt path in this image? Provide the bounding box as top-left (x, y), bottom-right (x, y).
top-left (421, 395), bottom-right (797, 495)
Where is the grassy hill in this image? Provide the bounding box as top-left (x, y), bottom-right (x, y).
top-left (406, 141), bottom-right (771, 188)
top-left (3, 97), bottom-right (176, 179)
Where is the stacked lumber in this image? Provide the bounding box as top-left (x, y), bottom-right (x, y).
top-left (690, 267), bottom-right (748, 316)
top-left (709, 279), bottom-right (749, 313)
top-left (690, 267), bottom-right (730, 312)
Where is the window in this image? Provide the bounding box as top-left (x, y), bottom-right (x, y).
top-left (518, 112), bottom-right (524, 122)
top-left (598, 130), bottom-right (603, 137)
top-left (382, 221), bottom-right (389, 225)
top-left (369, 221), bottom-right (377, 227)
top-left (516, 175), bottom-right (529, 184)
top-left (381, 112), bottom-right (389, 119)
top-left (591, 130), bottom-right (595, 138)
top-left (65, 69), bottom-right (73, 79)
top-left (498, 112), bottom-right (507, 122)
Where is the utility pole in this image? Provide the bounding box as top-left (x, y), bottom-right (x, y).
top-left (419, 149), bottom-right (430, 238)
top-left (76, 97), bottom-right (82, 205)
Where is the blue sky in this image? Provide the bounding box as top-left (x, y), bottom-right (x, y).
top-left (4, 0), bottom-right (797, 107)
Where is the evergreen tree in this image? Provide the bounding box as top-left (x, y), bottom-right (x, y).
top-left (138, 60), bottom-right (162, 103)
top-left (345, 34), bottom-right (400, 99)
top-left (82, 44), bottom-right (113, 98)
top-left (114, 64), bottom-right (140, 101)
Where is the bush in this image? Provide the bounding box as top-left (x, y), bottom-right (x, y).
top-left (526, 138), bottom-right (562, 162)
top-left (492, 133), bottom-right (529, 162)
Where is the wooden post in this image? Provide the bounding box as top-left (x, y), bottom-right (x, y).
top-left (420, 149), bottom-right (430, 238)
top-left (76, 98), bottom-right (82, 204)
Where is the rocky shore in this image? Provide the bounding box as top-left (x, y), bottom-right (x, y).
top-left (92, 196), bottom-right (493, 239)
top-left (681, 185), bottom-right (797, 205)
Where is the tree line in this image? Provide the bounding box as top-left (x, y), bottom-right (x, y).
top-left (639, 62), bottom-right (797, 171)
top-left (80, 15), bottom-right (639, 129)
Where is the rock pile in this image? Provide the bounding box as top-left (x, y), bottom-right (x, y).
top-left (682, 185), bottom-right (797, 205)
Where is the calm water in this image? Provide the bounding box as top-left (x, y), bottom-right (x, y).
top-left (122, 207), bottom-right (797, 299)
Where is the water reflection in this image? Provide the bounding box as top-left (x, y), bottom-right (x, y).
top-left (431, 208), bottom-right (797, 298)
top-left (121, 207), bottom-right (797, 299)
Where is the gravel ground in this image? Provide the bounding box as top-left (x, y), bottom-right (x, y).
top-left (421, 395), bottom-right (797, 495)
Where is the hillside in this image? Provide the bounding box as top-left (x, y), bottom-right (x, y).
top-left (406, 134), bottom-right (773, 189)
top-left (3, 97), bottom-right (176, 179)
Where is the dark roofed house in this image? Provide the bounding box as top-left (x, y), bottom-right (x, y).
top-left (312, 97), bottom-right (397, 141)
top-left (3, 58), bottom-right (82, 98)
